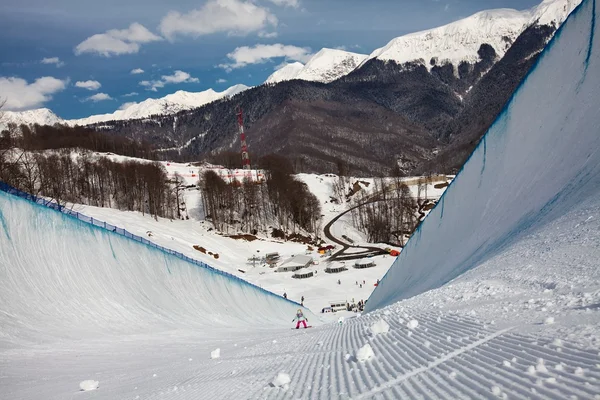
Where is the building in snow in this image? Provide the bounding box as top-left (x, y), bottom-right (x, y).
top-left (325, 264), bottom-right (347, 274)
top-left (354, 259), bottom-right (376, 269)
top-left (265, 252), bottom-right (280, 267)
top-left (292, 270), bottom-right (314, 279)
top-left (276, 255), bottom-right (313, 273)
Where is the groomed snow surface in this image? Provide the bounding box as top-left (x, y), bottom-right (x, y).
top-left (1, 0), bottom-right (600, 399)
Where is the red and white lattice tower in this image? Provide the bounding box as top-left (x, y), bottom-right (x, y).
top-left (237, 108), bottom-right (251, 170)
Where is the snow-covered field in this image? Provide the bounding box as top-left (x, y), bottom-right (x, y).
top-left (1, 0), bottom-right (600, 399)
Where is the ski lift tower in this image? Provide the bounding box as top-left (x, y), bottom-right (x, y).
top-left (237, 108), bottom-right (251, 172)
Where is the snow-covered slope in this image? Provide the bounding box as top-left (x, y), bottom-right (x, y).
top-left (265, 62), bottom-right (305, 84)
top-left (367, 0), bottom-right (598, 310)
top-left (0, 189), bottom-right (313, 344)
top-left (364, 0), bottom-right (581, 69)
top-left (67, 84), bottom-right (250, 126)
top-left (295, 48), bottom-right (368, 83)
top-left (1, 108), bottom-right (64, 128)
top-left (266, 49), bottom-right (368, 84)
top-left (532, 0), bottom-right (582, 26)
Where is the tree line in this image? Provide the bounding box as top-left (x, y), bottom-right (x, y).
top-left (200, 154), bottom-right (322, 237)
top-left (0, 123), bottom-right (178, 219)
top-left (348, 175), bottom-right (419, 246)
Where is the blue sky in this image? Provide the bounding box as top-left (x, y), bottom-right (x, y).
top-left (0, 0), bottom-right (541, 119)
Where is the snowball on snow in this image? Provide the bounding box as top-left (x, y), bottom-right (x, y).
top-left (370, 319), bottom-right (390, 335)
top-left (79, 380), bottom-right (99, 391)
top-left (271, 372), bottom-right (291, 388)
top-left (407, 319), bottom-right (419, 330)
top-left (210, 348), bottom-right (221, 359)
top-left (536, 359), bottom-right (548, 373)
top-left (544, 317), bottom-right (555, 325)
top-left (356, 343), bottom-right (375, 362)
top-left (491, 386), bottom-right (501, 396)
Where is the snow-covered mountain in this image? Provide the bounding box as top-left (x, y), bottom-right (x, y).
top-left (266, 49), bottom-right (368, 84)
top-left (265, 62), bottom-right (305, 84)
top-left (1, 108), bottom-right (64, 128)
top-left (2, 0), bottom-right (580, 130)
top-left (67, 84), bottom-right (250, 126)
top-left (363, 0), bottom-right (581, 69)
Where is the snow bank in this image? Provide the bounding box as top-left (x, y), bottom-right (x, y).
top-left (366, 0), bottom-right (600, 312)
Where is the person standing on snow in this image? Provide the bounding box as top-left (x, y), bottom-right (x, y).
top-left (292, 309), bottom-right (309, 329)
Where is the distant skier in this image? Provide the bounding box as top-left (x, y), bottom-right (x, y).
top-left (283, 292), bottom-right (287, 299)
top-left (292, 309), bottom-right (309, 329)
top-left (301, 295), bottom-right (305, 303)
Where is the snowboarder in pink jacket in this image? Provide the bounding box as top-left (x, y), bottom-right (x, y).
top-left (292, 309), bottom-right (308, 329)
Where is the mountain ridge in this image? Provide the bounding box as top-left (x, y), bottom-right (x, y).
top-left (4, 0), bottom-right (579, 127)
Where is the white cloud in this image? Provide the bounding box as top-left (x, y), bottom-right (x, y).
top-left (159, 0), bottom-right (278, 40)
top-left (41, 57), bottom-right (65, 67)
top-left (140, 70), bottom-right (199, 91)
top-left (130, 68), bottom-right (145, 74)
top-left (219, 43), bottom-right (311, 70)
top-left (258, 31), bottom-right (278, 38)
top-left (118, 101), bottom-right (137, 110)
top-left (86, 93), bottom-right (113, 102)
top-left (265, 0), bottom-right (300, 7)
top-left (0, 76), bottom-right (67, 111)
top-left (216, 78), bottom-right (227, 83)
top-left (75, 80), bottom-right (102, 91)
top-left (74, 23), bottom-right (162, 57)
top-left (123, 92), bottom-right (139, 97)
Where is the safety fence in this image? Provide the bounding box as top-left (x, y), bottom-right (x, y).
top-left (0, 181), bottom-right (297, 304)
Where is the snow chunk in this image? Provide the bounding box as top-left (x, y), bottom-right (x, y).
top-left (544, 317), bottom-right (555, 325)
top-left (271, 372), bottom-right (291, 389)
top-left (79, 380), bottom-right (99, 391)
top-left (356, 343), bottom-right (375, 362)
top-left (536, 359), bottom-right (548, 373)
top-left (407, 319), bottom-right (419, 330)
top-left (491, 386), bottom-right (501, 396)
top-left (503, 360), bottom-right (511, 367)
top-left (210, 348), bottom-right (221, 359)
top-left (370, 319), bottom-right (390, 335)
top-left (574, 367), bottom-right (585, 376)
